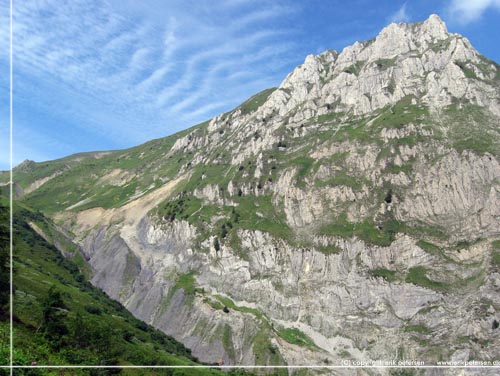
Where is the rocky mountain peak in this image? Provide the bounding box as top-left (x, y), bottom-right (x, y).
top-left (256, 14), bottom-right (499, 124)
top-left (419, 13), bottom-right (448, 37)
top-left (380, 13), bottom-right (448, 42)
top-left (282, 13), bottom-right (451, 86)
top-left (369, 13), bottom-right (448, 58)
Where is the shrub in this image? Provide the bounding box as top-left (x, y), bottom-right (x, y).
top-left (85, 306), bottom-right (102, 315)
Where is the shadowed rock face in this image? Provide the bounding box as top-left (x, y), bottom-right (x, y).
top-left (8, 14), bottom-right (500, 373)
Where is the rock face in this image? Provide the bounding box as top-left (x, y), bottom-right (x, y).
top-left (262, 14), bottom-right (499, 119)
top-left (9, 14), bottom-right (500, 374)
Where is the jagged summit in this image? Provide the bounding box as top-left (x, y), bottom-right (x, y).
top-left (258, 14), bottom-right (498, 124)
top-left (313, 14), bottom-right (448, 63)
top-left (385, 13), bottom-right (448, 38)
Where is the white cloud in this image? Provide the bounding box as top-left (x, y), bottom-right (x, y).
top-left (154, 28), bottom-right (289, 107)
top-left (168, 43), bottom-right (293, 115)
top-left (448, 0), bottom-right (500, 24)
top-left (389, 3), bottom-right (410, 23)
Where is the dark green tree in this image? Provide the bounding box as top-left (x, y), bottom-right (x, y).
top-left (41, 285), bottom-right (68, 346)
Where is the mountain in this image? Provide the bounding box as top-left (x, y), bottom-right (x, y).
top-left (3, 14), bottom-right (500, 372)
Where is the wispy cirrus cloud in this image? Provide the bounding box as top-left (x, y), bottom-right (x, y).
top-left (389, 3), bottom-right (410, 23)
top-left (155, 29), bottom-right (291, 107)
top-left (447, 0), bottom-right (500, 24)
top-left (169, 43), bottom-right (294, 116)
top-left (0, 0), bottom-right (301, 167)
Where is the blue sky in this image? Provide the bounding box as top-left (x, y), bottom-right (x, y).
top-left (1, 0), bottom-right (500, 170)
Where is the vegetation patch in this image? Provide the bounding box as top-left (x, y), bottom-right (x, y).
top-left (453, 137), bottom-right (496, 155)
top-left (384, 162), bottom-right (413, 175)
top-left (405, 266), bottom-right (447, 291)
top-left (372, 96), bottom-right (429, 129)
top-left (337, 349), bottom-right (351, 358)
top-left (16, 119), bottom-right (211, 214)
top-left (374, 57), bottom-right (397, 70)
top-left (160, 271), bottom-right (201, 310)
top-left (429, 37), bottom-right (452, 53)
top-left (444, 104), bottom-right (500, 156)
top-left (310, 111), bottom-right (344, 125)
top-left (203, 298), bottom-right (224, 311)
top-left (277, 327), bottom-right (318, 349)
top-left (404, 324), bottom-right (430, 334)
top-left (333, 120), bottom-right (377, 144)
top-left (239, 88), bottom-right (276, 115)
top-left (222, 324), bottom-right (236, 360)
top-left (252, 329), bottom-right (286, 370)
top-left (175, 272), bottom-right (198, 296)
top-left (315, 244), bottom-right (341, 255)
top-left (231, 196), bottom-right (292, 240)
top-left (417, 240), bottom-right (441, 255)
top-left (492, 240), bottom-right (500, 267)
top-left (156, 195), bottom-right (203, 222)
top-left (320, 214), bottom-right (405, 247)
top-left (343, 60), bottom-right (366, 76)
top-left (370, 268), bottom-right (397, 282)
top-left (404, 221), bottom-right (450, 241)
top-left (214, 295), bottom-right (264, 320)
top-left (454, 61), bottom-right (477, 79)
top-left (315, 171), bottom-right (365, 190)
top-left (293, 156), bottom-right (315, 183)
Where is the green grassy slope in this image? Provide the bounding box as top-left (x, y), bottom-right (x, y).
top-left (0, 120), bottom-right (209, 215)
